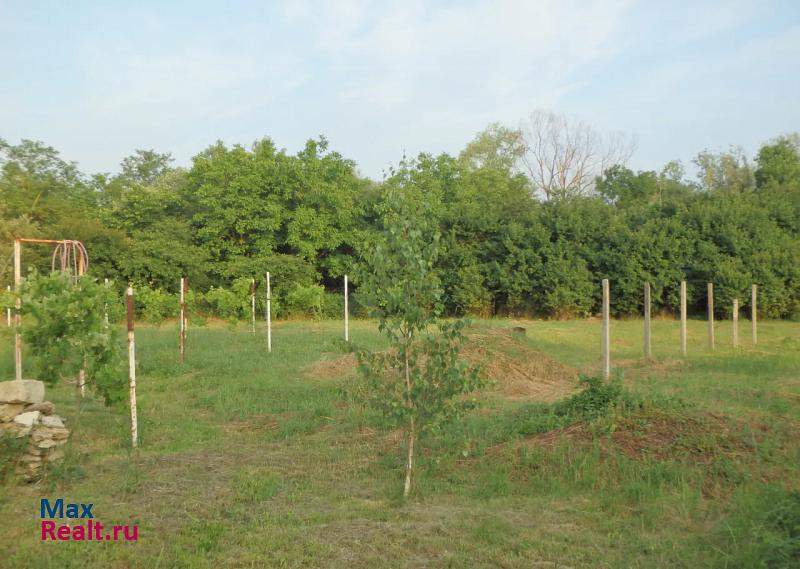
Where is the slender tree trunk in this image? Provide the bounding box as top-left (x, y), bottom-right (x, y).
top-left (403, 338), bottom-right (415, 499)
top-left (404, 416), bottom-right (415, 499)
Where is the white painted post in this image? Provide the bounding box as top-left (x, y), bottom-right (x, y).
top-left (251, 278), bottom-right (256, 334)
top-left (751, 284), bottom-right (757, 345)
top-left (14, 238), bottom-right (22, 381)
top-left (344, 274), bottom-right (349, 342)
top-left (104, 278), bottom-right (109, 326)
top-left (708, 283), bottom-right (715, 351)
top-left (644, 282), bottom-right (651, 359)
top-left (77, 255), bottom-right (86, 398)
top-left (179, 277), bottom-right (186, 364)
top-left (680, 280), bottom-right (687, 356)
top-left (5, 285), bottom-right (10, 327)
top-left (266, 272), bottom-right (272, 353)
top-left (127, 287), bottom-right (138, 449)
top-left (733, 298), bottom-right (739, 349)
top-left (602, 279), bottom-right (610, 380)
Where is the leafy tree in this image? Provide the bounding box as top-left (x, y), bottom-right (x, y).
top-left (354, 176), bottom-right (483, 498)
top-left (120, 149), bottom-right (174, 186)
top-left (694, 147), bottom-right (755, 193)
top-left (459, 123), bottom-right (525, 173)
top-left (20, 272), bottom-right (125, 405)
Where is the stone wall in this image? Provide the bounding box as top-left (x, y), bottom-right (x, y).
top-left (0, 380), bottom-right (70, 481)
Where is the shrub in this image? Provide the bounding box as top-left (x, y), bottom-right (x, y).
top-left (204, 286), bottom-right (242, 323)
top-left (321, 291), bottom-right (344, 320)
top-left (135, 286), bottom-right (178, 324)
top-left (285, 284), bottom-right (324, 319)
top-left (20, 271), bottom-right (126, 405)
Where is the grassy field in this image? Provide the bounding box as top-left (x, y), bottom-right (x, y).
top-left (0, 317), bottom-right (798, 568)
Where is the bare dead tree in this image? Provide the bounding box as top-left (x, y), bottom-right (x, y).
top-left (519, 110), bottom-right (636, 201)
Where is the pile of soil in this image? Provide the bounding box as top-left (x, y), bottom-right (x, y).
top-left (518, 409), bottom-right (766, 464)
top-left (461, 330), bottom-right (579, 402)
top-left (302, 329), bottom-right (580, 403)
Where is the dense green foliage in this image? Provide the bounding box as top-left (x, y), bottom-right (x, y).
top-left (19, 272), bottom-right (125, 405)
top-left (1, 132), bottom-right (798, 319)
top-left (354, 181), bottom-right (483, 497)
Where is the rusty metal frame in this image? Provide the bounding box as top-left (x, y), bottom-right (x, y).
top-left (12, 237), bottom-right (88, 381)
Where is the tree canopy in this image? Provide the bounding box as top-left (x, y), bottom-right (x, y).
top-left (1, 127), bottom-right (798, 320)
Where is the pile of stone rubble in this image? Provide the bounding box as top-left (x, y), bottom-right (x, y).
top-left (0, 380), bottom-right (70, 481)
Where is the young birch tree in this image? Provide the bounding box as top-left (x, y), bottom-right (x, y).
top-left (355, 177), bottom-right (483, 499)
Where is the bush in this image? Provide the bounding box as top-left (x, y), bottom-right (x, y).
top-left (135, 286), bottom-right (178, 324)
top-left (538, 247), bottom-right (594, 318)
top-left (0, 287), bottom-right (14, 312)
top-left (204, 286), bottom-right (242, 323)
top-left (285, 284), bottom-right (324, 318)
top-left (321, 291), bottom-right (344, 319)
top-left (552, 375), bottom-right (635, 420)
top-left (20, 271), bottom-right (126, 405)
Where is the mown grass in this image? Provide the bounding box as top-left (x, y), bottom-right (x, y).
top-left (0, 317), bottom-right (798, 568)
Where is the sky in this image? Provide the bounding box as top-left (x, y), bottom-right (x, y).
top-left (1, 0), bottom-right (798, 180)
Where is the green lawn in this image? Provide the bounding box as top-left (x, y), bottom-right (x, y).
top-left (1, 317), bottom-right (798, 568)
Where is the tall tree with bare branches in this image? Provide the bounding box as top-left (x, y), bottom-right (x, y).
top-left (519, 110), bottom-right (635, 201)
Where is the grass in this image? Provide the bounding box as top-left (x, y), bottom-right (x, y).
top-left (0, 317), bottom-right (798, 568)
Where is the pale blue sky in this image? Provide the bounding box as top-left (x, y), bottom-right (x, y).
top-left (1, 0), bottom-right (798, 179)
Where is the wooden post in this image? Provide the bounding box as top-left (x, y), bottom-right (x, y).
top-left (179, 277), bottom-right (187, 363)
top-left (344, 274), bottom-right (349, 342)
top-left (707, 283), bottom-right (715, 351)
top-left (751, 284), bottom-right (757, 345)
top-left (14, 238), bottom-right (22, 381)
top-left (5, 285), bottom-right (10, 327)
top-left (127, 287), bottom-right (138, 449)
top-left (602, 279), bottom-right (610, 380)
top-left (733, 298), bottom-right (739, 349)
top-left (644, 282), bottom-right (651, 359)
top-left (680, 280), bottom-right (687, 356)
top-left (265, 272), bottom-right (272, 353)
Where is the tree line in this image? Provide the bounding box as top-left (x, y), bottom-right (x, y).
top-left (1, 113), bottom-right (799, 320)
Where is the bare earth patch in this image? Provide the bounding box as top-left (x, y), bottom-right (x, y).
top-left (462, 331), bottom-right (579, 402)
top-left (303, 353), bottom-right (358, 380)
top-left (302, 329), bottom-right (580, 403)
top-left (507, 409), bottom-right (767, 466)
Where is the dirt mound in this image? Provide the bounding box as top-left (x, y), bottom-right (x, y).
top-left (463, 331), bottom-right (579, 401)
top-left (516, 409), bottom-right (764, 464)
top-left (302, 329), bottom-right (579, 402)
top-left (303, 353), bottom-right (358, 380)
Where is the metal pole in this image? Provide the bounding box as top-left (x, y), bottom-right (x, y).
top-left (266, 272), bottom-right (272, 353)
top-left (733, 298), bottom-right (739, 349)
top-left (77, 253), bottom-right (86, 398)
top-left (179, 277), bottom-right (186, 363)
top-left (127, 287), bottom-right (138, 448)
top-left (751, 284), bottom-right (757, 345)
top-left (708, 283), bottom-right (715, 351)
top-left (251, 278), bottom-right (256, 334)
top-left (14, 238), bottom-right (22, 381)
top-left (644, 282), bottom-right (651, 359)
top-left (680, 280), bottom-right (687, 356)
top-left (602, 279), bottom-right (610, 380)
top-left (344, 274), bottom-right (349, 342)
